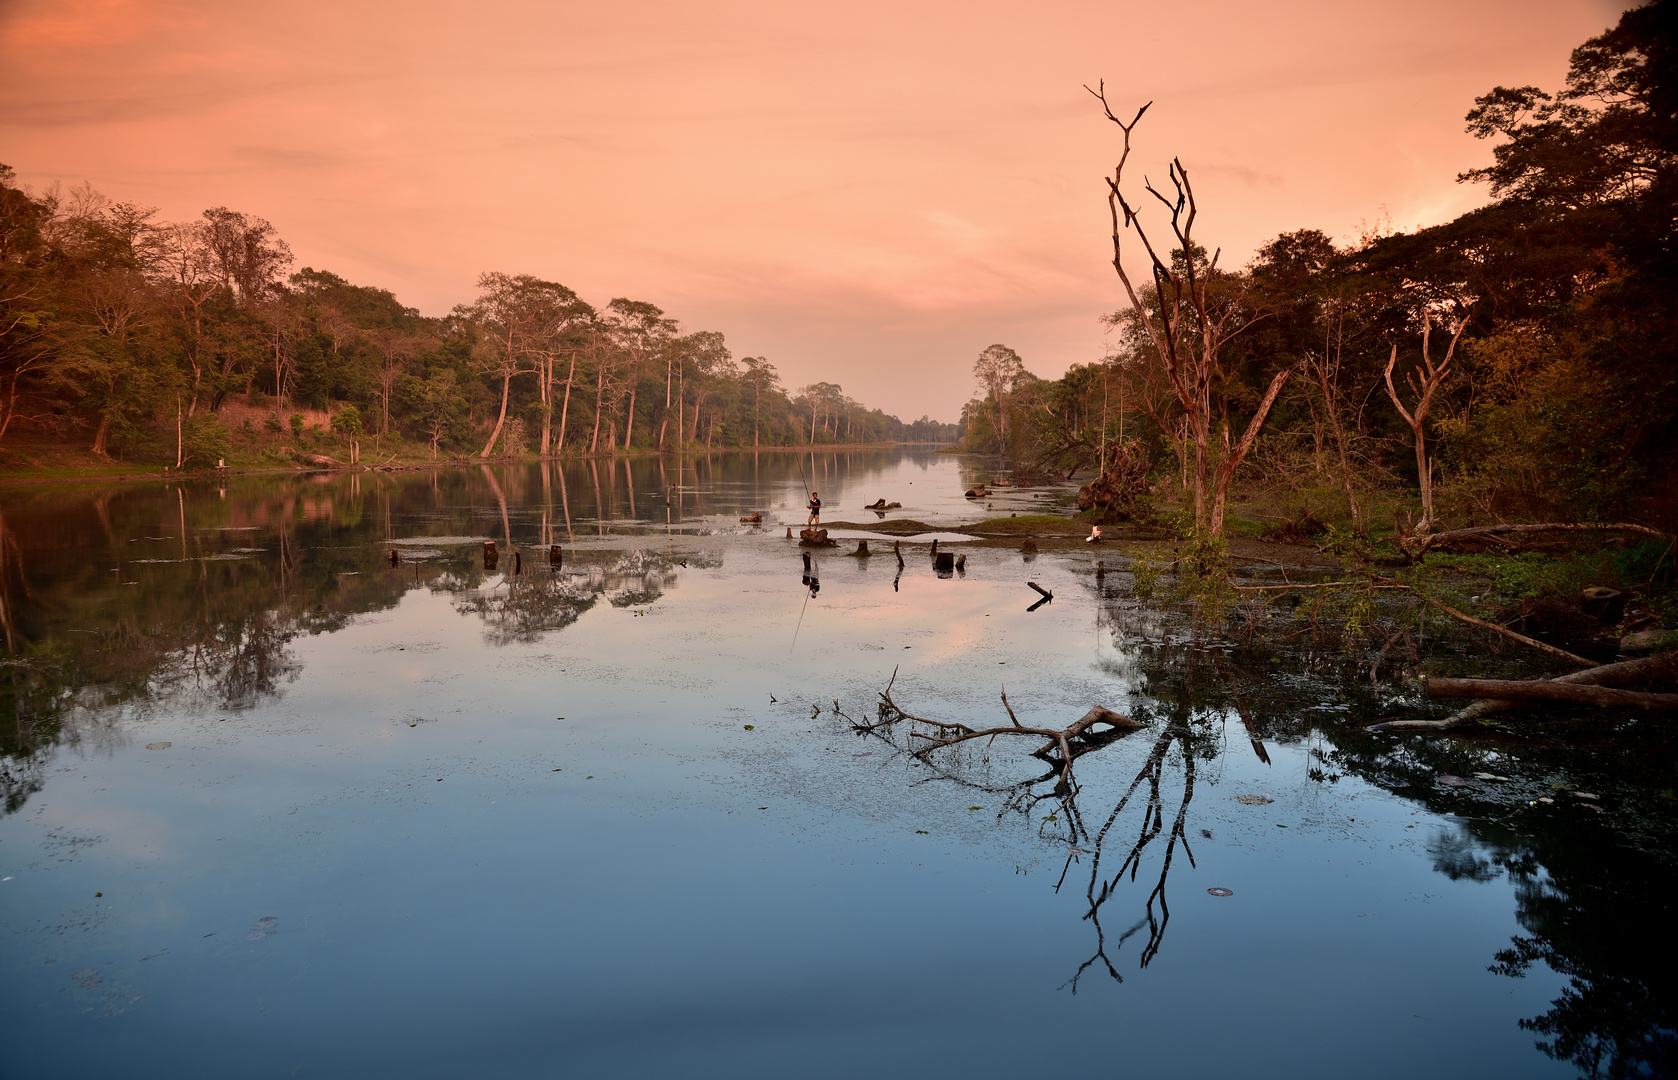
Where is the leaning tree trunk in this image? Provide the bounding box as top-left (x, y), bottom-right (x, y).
top-left (480, 371), bottom-right (512, 458)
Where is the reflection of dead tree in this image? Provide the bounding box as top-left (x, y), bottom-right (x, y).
top-left (848, 670), bottom-right (1203, 989)
top-left (1064, 723), bottom-right (1196, 991)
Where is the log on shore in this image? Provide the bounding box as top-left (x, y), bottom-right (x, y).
top-left (1406, 521), bottom-right (1673, 556)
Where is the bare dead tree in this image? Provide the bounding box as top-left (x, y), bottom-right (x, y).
top-left (1088, 84), bottom-right (1290, 536)
top-left (1383, 308), bottom-right (1471, 532)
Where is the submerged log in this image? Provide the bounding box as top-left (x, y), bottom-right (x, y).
top-left (1424, 676), bottom-right (1678, 710)
top-left (1371, 649), bottom-right (1678, 731)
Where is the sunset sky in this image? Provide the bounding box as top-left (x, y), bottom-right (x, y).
top-left (0, 0), bottom-right (1620, 422)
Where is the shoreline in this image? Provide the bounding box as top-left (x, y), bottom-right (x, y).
top-left (0, 442), bottom-right (963, 489)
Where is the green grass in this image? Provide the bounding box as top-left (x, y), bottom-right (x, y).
top-left (965, 514), bottom-right (1081, 534)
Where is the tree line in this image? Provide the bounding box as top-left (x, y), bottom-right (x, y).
top-left (0, 181), bottom-right (956, 467)
top-left (961, 2), bottom-right (1675, 536)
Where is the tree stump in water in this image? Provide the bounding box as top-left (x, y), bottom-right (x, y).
top-left (933, 551), bottom-right (955, 573)
top-left (954, 553), bottom-right (966, 571)
top-left (1020, 538), bottom-right (1038, 554)
top-left (388, 548), bottom-right (399, 566)
top-left (513, 550), bottom-right (522, 575)
top-left (483, 541), bottom-right (498, 570)
top-left (549, 545), bottom-right (563, 568)
top-left (740, 512), bottom-right (763, 524)
top-left (799, 528), bottom-right (836, 548)
top-left (847, 540), bottom-right (872, 557)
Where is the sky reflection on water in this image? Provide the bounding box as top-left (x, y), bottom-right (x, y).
top-left (0, 453), bottom-right (1667, 1079)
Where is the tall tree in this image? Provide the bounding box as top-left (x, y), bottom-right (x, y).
top-left (604, 298), bottom-right (675, 452)
top-left (739, 356), bottom-right (780, 448)
top-left (460, 272), bottom-right (562, 458)
top-left (972, 344), bottom-right (1026, 450)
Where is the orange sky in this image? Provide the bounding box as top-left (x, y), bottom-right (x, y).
top-left (0, 0), bottom-right (1621, 422)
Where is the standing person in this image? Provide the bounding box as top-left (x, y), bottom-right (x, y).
top-left (806, 491), bottom-right (822, 526)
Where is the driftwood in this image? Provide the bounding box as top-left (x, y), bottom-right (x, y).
top-left (1027, 581), bottom-right (1053, 600)
top-left (1371, 649), bottom-right (1678, 731)
top-left (1404, 521), bottom-right (1673, 557)
top-left (1424, 676), bottom-right (1678, 710)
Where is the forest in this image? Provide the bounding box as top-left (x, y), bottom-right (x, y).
top-left (958, 3), bottom-right (1676, 537)
top-left (0, 181), bottom-right (956, 470)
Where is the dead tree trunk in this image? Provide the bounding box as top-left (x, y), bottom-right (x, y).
top-left (1090, 85), bottom-right (1286, 537)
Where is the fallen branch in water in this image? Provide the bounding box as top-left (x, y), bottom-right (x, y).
top-left (864, 668), bottom-right (1139, 795)
top-left (1423, 676), bottom-right (1678, 710)
top-left (1370, 649), bottom-right (1678, 732)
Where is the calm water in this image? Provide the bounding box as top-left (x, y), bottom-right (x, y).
top-left (1, 451), bottom-right (1671, 1079)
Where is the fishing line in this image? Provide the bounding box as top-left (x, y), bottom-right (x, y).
top-left (790, 451), bottom-right (816, 656)
top-left (789, 586), bottom-right (811, 657)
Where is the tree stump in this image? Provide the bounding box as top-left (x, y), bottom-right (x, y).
top-left (933, 551), bottom-right (955, 573)
top-left (1581, 587), bottom-right (1625, 623)
top-left (848, 540), bottom-right (872, 557)
top-left (549, 545), bottom-right (563, 568)
top-left (483, 541), bottom-right (498, 570)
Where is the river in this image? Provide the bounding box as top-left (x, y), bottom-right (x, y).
top-left (0, 450), bottom-right (1670, 1078)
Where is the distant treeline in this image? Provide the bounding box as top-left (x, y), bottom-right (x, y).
top-left (0, 180), bottom-right (957, 466)
top-left (959, 3), bottom-right (1675, 529)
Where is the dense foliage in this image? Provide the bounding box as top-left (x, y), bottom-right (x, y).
top-left (960, 1), bottom-right (1676, 531)
top-left (0, 182), bottom-right (955, 466)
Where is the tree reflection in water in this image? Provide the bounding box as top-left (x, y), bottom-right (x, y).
top-left (448, 548), bottom-right (704, 645)
top-left (851, 645), bottom-right (1229, 990)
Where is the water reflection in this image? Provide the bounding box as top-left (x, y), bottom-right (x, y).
top-left (2, 458), bottom-right (1674, 1077)
top-left (1087, 578), bottom-right (1677, 1080)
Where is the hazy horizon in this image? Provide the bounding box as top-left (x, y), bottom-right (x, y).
top-left (0, 0), bottom-right (1621, 422)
